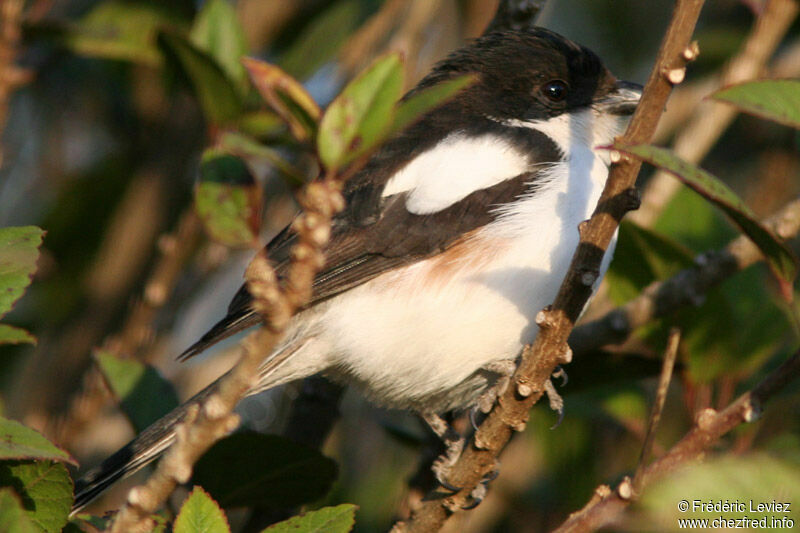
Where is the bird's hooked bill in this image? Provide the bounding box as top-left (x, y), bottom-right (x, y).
top-left (597, 80), bottom-right (643, 116)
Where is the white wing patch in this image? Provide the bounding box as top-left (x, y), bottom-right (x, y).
top-left (381, 133), bottom-right (532, 215)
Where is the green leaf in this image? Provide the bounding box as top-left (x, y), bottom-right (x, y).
top-left (390, 75), bottom-right (475, 135)
top-left (236, 110), bottom-right (285, 140)
top-left (683, 267), bottom-right (790, 383)
top-left (605, 221), bottom-right (694, 305)
top-left (0, 324), bottom-right (35, 346)
top-left (174, 486), bottom-right (230, 533)
top-left (602, 389), bottom-right (648, 423)
top-left (94, 351), bottom-right (180, 433)
top-left (0, 226), bottom-right (43, 346)
top-left (0, 489), bottom-right (38, 533)
top-left (158, 31), bottom-right (243, 124)
top-left (193, 432), bottom-right (338, 509)
top-left (0, 226), bottom-right (44, 319)
top-left (151, 513), bottom-right (170, 533)
top-left (718, 267), bottom-right (792, 375)
top-left (263, 504), bottom-right (357, 533)
top-left (653, 186), bottom-right (736, 253)
top-left (318, 53), bottom-right (404, 170)
top-left (0, 418), bottom-right (74, 464)
top-left (62, 1), bottom-right (182, 66)
top-left (190, 0), bottom-right (248, 93)
top-left (194, 149), bottom-right (262, 248)
top-left (629, 454), bottom-right (800, 530)
top-left (243, 57), bottom-right (320, 142)
top-left (713, 79), bottom-right (800, 129)
top-left (0, 461), bottom-right (72, 533)
top-left (218, 132), bottom-right (305, 185)
top-left (615, 144), bottom-right (798, 286)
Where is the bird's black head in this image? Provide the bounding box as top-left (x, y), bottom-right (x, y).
top-left (344, 28), bottom-right (641, 223)
top-left (414, 27), bottom-right (638, 123)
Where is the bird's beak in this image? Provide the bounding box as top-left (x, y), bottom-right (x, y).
top-left (596, 80), bottom-right (642, 116)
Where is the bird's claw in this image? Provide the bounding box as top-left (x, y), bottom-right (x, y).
top-left (552, 365), bottom-right (568, 386)
top-left (545, 376), bottom-right (566, 429)
top-left (432, 434), bottom-right (465, 492)
top-left (459, 462), bottom-right (500, 509)
top-left (476, 359), bottom-right (517, 413)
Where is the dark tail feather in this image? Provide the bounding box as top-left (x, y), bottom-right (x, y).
top-left (177, 310), bottom-right (261, 361)
top-left (71, 382), bottom-right (218, 514)
top-left (73, 286), bottom-right (262, 512)
top-left (72, 332), bottom-right (307, 513)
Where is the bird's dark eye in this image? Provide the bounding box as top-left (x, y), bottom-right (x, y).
top-left (541, 80), bottom-right (568, 102)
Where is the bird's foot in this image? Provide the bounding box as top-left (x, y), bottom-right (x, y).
top-left (422, 412), bottom-right (465, 492)
top-left (442, 461), bottom-right (501, 511)
top-left (475, 359), bottom-right (517, 414)
top-left (545, 365), bottom-right (568, 428)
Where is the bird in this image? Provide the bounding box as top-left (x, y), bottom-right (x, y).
top-left (73, 27), bottom-right (641, 512)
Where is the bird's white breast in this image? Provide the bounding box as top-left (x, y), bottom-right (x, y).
top-left (310, 109), bottom-right (624, 412)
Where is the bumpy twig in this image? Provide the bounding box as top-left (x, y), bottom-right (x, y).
top-left (633, 329), bottom-right (680, 491)
top-left (653, 35), bottom-right (800, 145)
top-left (108, 177), bottom-right (345, 532)
top-left (630, 0), bottom-right (799, 227)
top-left (394, 2), bottom-right (706, 531)
top-left (570, 196), bottom-right (800, 356)
top-left (553, 346), bottom-right (800, 533)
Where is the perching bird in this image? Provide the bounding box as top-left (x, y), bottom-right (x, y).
top-left (73, 27), bottom-right (641, 511)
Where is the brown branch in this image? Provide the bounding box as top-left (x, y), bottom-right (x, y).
top-left (633, 329), bottom-right (680, 491)
top-left (552, 346), bottom-right (800, 533)
top-left (108, 177), bottom-right (345, 532)
top-left (393, 2), bottom-right (706, 531)
top-left (110, 211), bottom-right (204, 358)
top-left (630, 0), bottom-right (799, 227)
top-left (652, 35), bottom-right (800, 146)
top-left (570, 196), bottom-right (800, 355)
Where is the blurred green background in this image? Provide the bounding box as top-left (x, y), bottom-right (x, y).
top-left (1, 1), bottom-right (799, 531)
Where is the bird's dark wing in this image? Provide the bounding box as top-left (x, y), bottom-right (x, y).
top-left (178, 168), bottom-right (540, 360)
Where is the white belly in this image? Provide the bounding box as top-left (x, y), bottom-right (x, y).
top-left (315, 152), bottom-right (615, 412)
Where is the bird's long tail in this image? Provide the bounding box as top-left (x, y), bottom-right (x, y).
top-left (71, 331), bottom-right (312, 514)
top-left (71, 380), bottom-right (217, 513)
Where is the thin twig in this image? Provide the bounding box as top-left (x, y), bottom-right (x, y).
top-left (653, 36), bottom-right (800, 144)
top-left (394, 2), bottom-right (706, 531)
top-left (552, 346), bottom-right (800, 533)
top-left (108, 176), bottom-right (345, 532)
top-left (113, 211), bottom-right (204, 357)
top-left (630, 0), bottom-right (799, 227)
top-left (633, 328), bottom-right (680, 491)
